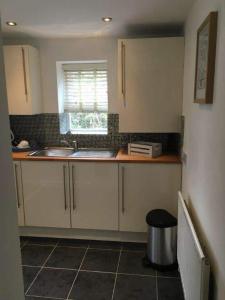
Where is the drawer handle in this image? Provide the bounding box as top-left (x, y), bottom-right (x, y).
top-left (63, 165), bottom-right (67, 210)
top-left (121, 166), bottom-right (125, 213)
top-left (72, 166), bottom-right (76, 211)
top-left (121, 42), bottom-right (126, 107)
top-left (14, 164), bottom-right (20, 208)
top-left (21, 47), bottom-right (28, 100)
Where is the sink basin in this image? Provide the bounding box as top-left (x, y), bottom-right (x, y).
top-left (70, 149), bottom-right (117, 158)
top-left (29, 148), bottom-right (75, 157)
top-left (28, 148), bottom-right (117, 158)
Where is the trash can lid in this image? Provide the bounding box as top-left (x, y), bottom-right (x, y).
top-left (146, 209), bottom-right (177, 228)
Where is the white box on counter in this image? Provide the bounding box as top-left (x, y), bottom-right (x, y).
top-left (128, 141), bottom-right (162, 158)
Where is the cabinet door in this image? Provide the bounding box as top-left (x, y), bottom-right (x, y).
top-left (70, 162), bottom-right (118, 230)
top-left (21, 161), bottom-right (70, 228)
top-left (13, 161), bottom-right (25, 226)
top-left (119, 163), bottom-right (181, 232)
top-left (3, 45), bottom-right (42, 115)
top-left (117, 37), bottom-right (184, 132)
top-left (4, 46), bottom-right (30, 115)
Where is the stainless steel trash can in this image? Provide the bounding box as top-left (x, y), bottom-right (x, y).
top-left (146, 209), bottom-right (177, 270)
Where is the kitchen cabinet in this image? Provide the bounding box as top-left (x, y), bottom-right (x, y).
top-left (3, 45), bottom-right (42, 115)
top-left (18, 159), bottom-right (181, 235)
top-left (119, 163), bottom-right (181, 232)
top-left (13, 161), bottom-right (25, 226)
top-left (69, 162), bottom-right (119, 230)
top-left (21, 161), bottom-right (71, 228)
top-left (117, 37), bottom-right (184, 132)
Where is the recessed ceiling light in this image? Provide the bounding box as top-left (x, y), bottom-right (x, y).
top-left (102, 17), bottom-right (112, 23)
top-left (6, 21), bottom-right (17, 26)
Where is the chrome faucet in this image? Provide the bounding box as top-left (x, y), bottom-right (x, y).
top-left (72, 140), bottom-right (78, 151)
top-left (60, 139), bottom-right (70, 147)
top-left (60, 138), bottom-right (78, 151)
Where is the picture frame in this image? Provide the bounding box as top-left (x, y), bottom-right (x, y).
top-left (194, 11), bottom-right (218, 104)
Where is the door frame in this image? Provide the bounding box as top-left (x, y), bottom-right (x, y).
top-left (0, 19), bottom-right (25, 300)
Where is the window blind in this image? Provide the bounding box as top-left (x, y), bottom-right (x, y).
top-left (63, 63), bottom-right (108, 113)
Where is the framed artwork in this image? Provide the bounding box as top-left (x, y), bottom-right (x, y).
top-left (194, 11), bottom-right (218, 104)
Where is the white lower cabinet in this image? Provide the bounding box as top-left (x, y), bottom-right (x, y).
top-left (13, 161), bottom-right (25, 226)
top-left (119, 163), bottom-right (181, 232)
top-left (19, 160), bottom-right (181, 234)
top-left (69, 162), bottom-right (119, 231)
top-left (21, 161), bottom-right (71, 228)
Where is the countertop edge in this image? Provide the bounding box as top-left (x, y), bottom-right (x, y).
top-left (12, 149), bottom-right (181, 164)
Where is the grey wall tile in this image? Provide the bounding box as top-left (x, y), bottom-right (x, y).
top-left (10, 113), bottom-right (180, 153)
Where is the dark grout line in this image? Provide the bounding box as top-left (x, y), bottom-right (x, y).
top-left (66, 245), bottom-right (89, 299)
top-left (25, 243), bottom-right (58, 247)
top-left (25, 241), bottom-right (59, 296)
top-left (21, 240), bottom-right (29, 250)
top-left (111, 248), bottom-right (122, 300)
top-left (56, 245), bottom-right (88, 249)
top-left (121, 249), bottom-right (146, 253)
top-left (23, 242), bottom-right (146, 253)
top-left (26, 295), bottom-right (65, 300)
top-left (22, 242), bottom-right (148, 256)
top-left (22, 264), bottom-right (179, 280)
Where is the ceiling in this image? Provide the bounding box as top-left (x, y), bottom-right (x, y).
top-left (0, 0), bottom-right (195, 38)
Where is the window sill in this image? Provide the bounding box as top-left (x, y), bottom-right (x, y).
top-left (70, 130), bottom-right (108, 135)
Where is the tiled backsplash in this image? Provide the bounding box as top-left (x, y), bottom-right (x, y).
top-left (10, 113), bottom-right (180, 153)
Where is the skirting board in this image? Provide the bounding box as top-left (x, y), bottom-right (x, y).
top-left (19, 226), bottom-right (147, 243)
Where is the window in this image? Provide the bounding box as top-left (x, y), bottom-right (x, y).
top-left (61, 61), bottom-right (108, 134)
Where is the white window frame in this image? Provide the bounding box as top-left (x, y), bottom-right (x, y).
top-left (56, 60), bottom-right (108, 135)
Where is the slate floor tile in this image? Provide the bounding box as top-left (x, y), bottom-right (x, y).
top-left (89, 240), bottom-right (122, 250)
top-left (22, 245), bottom-right (54, 266)
top-left (157, 269), bottom-right (180, 278)
top-left (81, 249), bottom-right (120, 272)
top-left (26, 237), bottom-right (58, 246)
top-left (20, 237), bottom-right (185, 300)
top-left (27, 268), bottom-right (76, 299)
top-left (122, 242), bottom-right (147, 252)
top-left (20, 236), bottom-right (28, 248)
top-left (69, 271), bottom-right (115, 300)
top-left (45, 246), bottom-right (86, 269)
top-left (157, 277), bottom-right (184, 300)
top-left (113, 274), bottom-right (157, 300)
top-left (118, 251), bottom-right (156, 276)
top-left (25, 297), bottom-right (56, 300)
top-left (23, 266), bottom-right (40, 292)
top-left (58, 238), bottom-right (89, 248)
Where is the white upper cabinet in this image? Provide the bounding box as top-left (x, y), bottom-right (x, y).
top-left (117, 37), bottom-right (184, 132)
top-left (3, 45), bottom-right (42, 115)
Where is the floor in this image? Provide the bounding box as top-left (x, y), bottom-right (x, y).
top-left (20, 236), bottom-right (184, 300)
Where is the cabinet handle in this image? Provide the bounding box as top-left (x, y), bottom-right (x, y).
top-left (63, 165), bottom-right (67, 210)
top-left (72, 166), bottom-right (76, 211)
top-left (21, 47), bottom-right (28, 101)
top-left (14, 164), bottom-right (20, 208)
top-left (121, 166), bottom-right (125, 213)
top-left (121, 42), bottom-right (126, 106)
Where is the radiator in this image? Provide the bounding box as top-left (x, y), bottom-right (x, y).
top-left (177, 191), bottom-right (210, 300)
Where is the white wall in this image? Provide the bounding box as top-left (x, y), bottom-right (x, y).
top-left (182, 0), bottom-right (225, 299)
top-left (38, 37), bottom-right (117, 113)
top-left (0, 22), bottom-right (25, 300)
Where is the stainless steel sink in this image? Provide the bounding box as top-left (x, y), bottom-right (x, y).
top-left (70, 149), bottom-right (117, 158)
top-left (29, 148), bottom-right (75, 157)
top-left (28, 148), bottom-right (117, 158)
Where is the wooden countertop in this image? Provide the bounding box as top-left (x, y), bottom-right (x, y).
top-left (12, 149), bottom-right (181, 164)
top-left (116, 149), bottom-right (181, 163)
